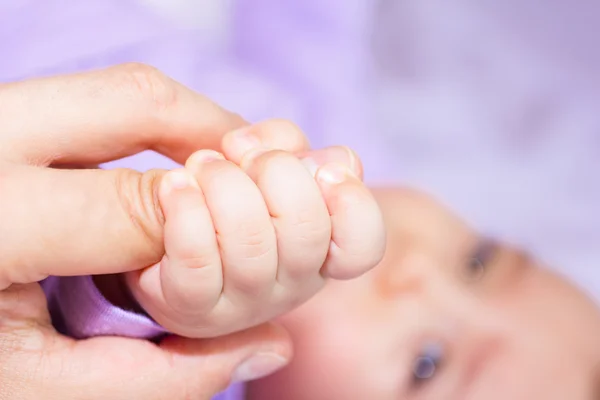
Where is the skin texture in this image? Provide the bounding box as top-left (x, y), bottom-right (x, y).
top-left (0, 64), bottom-right (386, 399)
top-left (247, 188), bottom-right (600, 400)
top-left (125, 122), bottom-right (386, 338)
top-left (0, 64), bottom-right (302, 399)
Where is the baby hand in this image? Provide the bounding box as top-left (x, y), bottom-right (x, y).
top-left (126, 120), bottom-right (386, 338)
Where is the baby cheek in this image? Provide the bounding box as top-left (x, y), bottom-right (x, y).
top-left (469, 349), bottom-right (584, 400)
top-left (292, 337), bottom-right (378, 399)
top-left (302, 314), bottom-right (398, 397)
top-left (278, 278), bottom-right (400, 398)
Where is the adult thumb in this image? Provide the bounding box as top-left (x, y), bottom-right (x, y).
top-left (0, 165), bottom-right (169, 289)
top-left (1, 310), bottom-right (292, 400)
top-left (156, 322), bottom-right (293, 399)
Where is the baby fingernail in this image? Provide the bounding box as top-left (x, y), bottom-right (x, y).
top-left (317, 163), bottom-right (354, 185)
top-left (301, 146), bottom-right (361, 178)
top-left (185, 150), bottom-right (225, 170)
top-left (164, 170), bottom-right (198, 191)
top-left (230, 127), bottom-right (262, 155)
top-left (232, 353), bottom-right (288, 383)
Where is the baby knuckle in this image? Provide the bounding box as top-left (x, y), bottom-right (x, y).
top-left (292, 206), bottom-right (328, 231)
top-left (239, 242), bottom-right (272, 263)
top-left (229, 222), bottom-right (273, 261)
top-left (174, 254), bottom-right (219, 271)
top-left (284, 217), bottom-right (330, 256)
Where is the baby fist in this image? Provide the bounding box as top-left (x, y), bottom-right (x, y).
top-left (126, 120), bottom-right (386, 338)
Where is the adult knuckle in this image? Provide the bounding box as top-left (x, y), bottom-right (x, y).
top-left (116, 63), bottom-right (177, 112)
top-left (114, 168), bottom-right (165, 261)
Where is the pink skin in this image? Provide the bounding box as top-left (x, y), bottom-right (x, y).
top-left (247, 188), bottom-right (600, 400)
top-left (124, 119), bottom-right (387, 339)
top-left (0, 64), bottom-right (303, 400)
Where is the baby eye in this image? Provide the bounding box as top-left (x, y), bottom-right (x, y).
top-left (410, 342), bottom-right (444, 390)
top-left (464, 238), bottom-right (497, 282)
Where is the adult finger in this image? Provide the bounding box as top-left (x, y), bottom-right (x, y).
top-left (0, 63), bottom-right (248, 166)
top-left (1, 304), bottom-right (292, 400)
top-left (0, 117), bottom-right (310, 288)
top-left (155, 324), bottom-right (291, 400)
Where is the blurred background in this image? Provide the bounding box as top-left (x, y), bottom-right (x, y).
top-left (1, 0), bottom-right (599, 301)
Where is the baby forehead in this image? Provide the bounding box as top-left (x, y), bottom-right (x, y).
top-left (379, 192), bottom-right (535, 276)
top-left (378, 188), bottom-right (467, 226)
top-left (376, 188), bottom-right (476, 251)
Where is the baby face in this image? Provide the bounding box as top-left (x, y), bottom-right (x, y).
top-left (247, 188), bottom-right (600, 399)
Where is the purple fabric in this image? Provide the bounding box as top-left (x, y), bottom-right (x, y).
top-left (40, 276), bottom-right (166, 339)
top-left (39, 275), bottom-right (243, 398)
top-left (38, 274), bottom-right (244, 399)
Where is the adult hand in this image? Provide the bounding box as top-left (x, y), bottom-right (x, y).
top-left (0, 64), bottom-right (296, 399)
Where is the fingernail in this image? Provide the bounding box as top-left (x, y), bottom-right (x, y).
top-left (186, 150), bottom-right (225, 170)
top-left (229, 127), bottom-right (262, 155)
top-left (164, 170), bottom-right (198, 191)
top-left (232, 353), bottom-right (288, 383)
top-left (316, 163), bottom-right (353, 185)
top-left (301, 146), bottom-right (361, 177)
